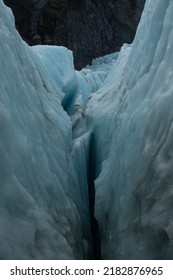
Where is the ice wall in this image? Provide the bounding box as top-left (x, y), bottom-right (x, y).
top-left (87, 0), bottom-right (173, 259)
top-left (0, 0), bottom-right (96, 259)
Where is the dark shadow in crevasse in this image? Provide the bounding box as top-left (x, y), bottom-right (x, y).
top-left (88, 133), bottom-right (102, 260)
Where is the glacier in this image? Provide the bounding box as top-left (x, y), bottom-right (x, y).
top-left (0, 0), bottom-right (173, 260)
top-left (0, 0), bottom-right (93, 259)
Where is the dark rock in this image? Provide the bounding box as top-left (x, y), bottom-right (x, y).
top-left (4, 0), bottom-right (145, 69)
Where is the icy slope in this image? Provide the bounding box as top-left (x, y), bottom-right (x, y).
top-left (86, 0), bottom-right (173, 259)
top-left (0, 0), bottom-right (97, 259)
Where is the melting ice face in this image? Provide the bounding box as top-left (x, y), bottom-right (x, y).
top-left (0, 0), bottom-right (173, 260)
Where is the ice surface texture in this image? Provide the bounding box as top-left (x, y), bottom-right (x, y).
top-left (1, 0), bottom-right (173, 260)
top-left (0, 0), bottom-right (97, 259)
top-left (87, 0), bottom-right (173, 259)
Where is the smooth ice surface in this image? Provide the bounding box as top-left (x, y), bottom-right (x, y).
top-left (1, 0), bottom-right (173, 260)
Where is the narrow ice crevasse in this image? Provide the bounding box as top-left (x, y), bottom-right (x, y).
top-left (1, 0), bottom-right (173, 260)
top-left (66, 51), bottom-right (121, 259)
top-left (31, 45), bottom-right (109, 259)
top-left (62, 56), bottom-right (118, 259)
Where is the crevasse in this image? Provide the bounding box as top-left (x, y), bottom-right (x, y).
top-left (0, 0), bottom-right (173, 260)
